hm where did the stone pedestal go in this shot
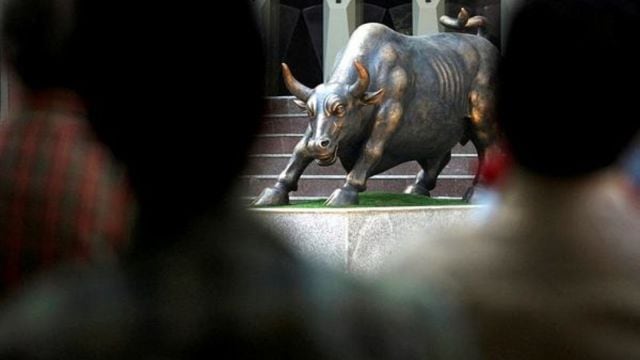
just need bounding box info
[252,205,484,276]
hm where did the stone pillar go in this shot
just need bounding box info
[412,0,444,36]
[323,0,362,82]
[501,0,525,50]
[251,0,280,94]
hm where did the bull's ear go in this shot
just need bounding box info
[362,89,384,105]
[293,99,308,109]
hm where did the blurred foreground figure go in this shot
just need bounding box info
[0,0,134,296]
[623,138,640,203]
[394,0,640,359]
[0,1,476,358]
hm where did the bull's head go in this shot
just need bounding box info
[282,61,384,166]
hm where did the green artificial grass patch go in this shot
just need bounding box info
[282,192,466,208]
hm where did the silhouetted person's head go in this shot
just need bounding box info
[0,0,95,92]
[77,1,265,244]
[498,0,640,177]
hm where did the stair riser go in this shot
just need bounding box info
[263,97,302,115]
[244,155,478,176]
[250,136,478,155]
[260,116,309,134]
[255,97,477,198]
[242,177,472,198]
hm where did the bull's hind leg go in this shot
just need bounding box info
[465,87,498,202]
[404,152,452,197]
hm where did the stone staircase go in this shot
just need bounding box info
[242,96,479,200]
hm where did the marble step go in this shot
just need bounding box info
[263,96,302,115]
[241,175,473,198]
[250,134,479,155]
[259,116,309,135]
[255,97,477,198]
[243,154,478,176]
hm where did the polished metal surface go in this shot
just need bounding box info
[254,10,499,207]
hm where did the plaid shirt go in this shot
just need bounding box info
[0,90,135,295]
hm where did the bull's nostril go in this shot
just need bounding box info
[320,140,330,148]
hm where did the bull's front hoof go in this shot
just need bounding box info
[251,187,290,207]
[325,188,359,207]
[404,184,431,197]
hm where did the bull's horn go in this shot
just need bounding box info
[282,63,312,101]
[349,60,370,98]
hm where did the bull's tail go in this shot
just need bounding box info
[439,8,488,38]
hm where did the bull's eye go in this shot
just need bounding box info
[334,104,346,117]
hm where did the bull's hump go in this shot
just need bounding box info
[348,23,396,50]
[332,24,396,82]
[351,23,394,40]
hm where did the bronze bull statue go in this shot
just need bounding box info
[254,10,499,207]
